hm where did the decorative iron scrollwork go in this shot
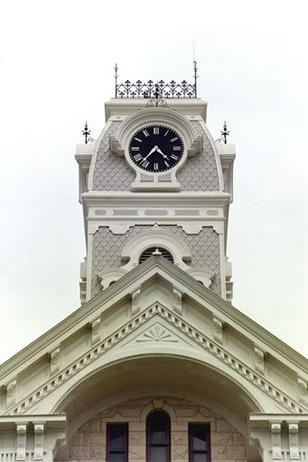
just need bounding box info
[114,62,198,99]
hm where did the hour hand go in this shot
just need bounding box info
[156,147,168,159]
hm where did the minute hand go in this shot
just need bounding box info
[143,146,158,161]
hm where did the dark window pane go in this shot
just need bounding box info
[192,434,207,451]
[193,453,208,462]
[191,425,208,451]
[109,454,126,462]
[149,446,168,462]
[148,412,169,444]
[150,429,167,444]
[109,425,126,450]
[147,411,170,462]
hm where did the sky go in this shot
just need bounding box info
[0,0,307,363]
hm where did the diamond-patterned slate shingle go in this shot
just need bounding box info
[91,225,220,296]
[92,120,220,192]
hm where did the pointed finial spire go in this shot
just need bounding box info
[193,60,198,97]
[82,121,91,144]
[114,63,119,98]
[221,121,230,144]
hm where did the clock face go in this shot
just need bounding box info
[128,124,184,173]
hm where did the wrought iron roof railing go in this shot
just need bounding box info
[114,62,198,99]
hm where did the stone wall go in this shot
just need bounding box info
[66,396,247,462]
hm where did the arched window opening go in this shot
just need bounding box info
[139,247,174,264]
[146,410,170,462]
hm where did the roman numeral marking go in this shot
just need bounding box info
[131,147,140,151]
[134,137,142,142]
[133,154,142,161]
[173,146,181,151]
[153,127,159,134]
[143,130,149,137]
[164,130,169,137]
[142,160,149,168]
[170,137,178,142]
[154,163,159,171]
[164,161,170,168]
[170,154,178,160]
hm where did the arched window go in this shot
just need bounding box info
[139,247,174,264]
[146,410,170,462]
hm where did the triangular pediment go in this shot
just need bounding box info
[119,315,202,353]
[0,257,307,417]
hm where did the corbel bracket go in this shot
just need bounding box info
[270,422,282,460]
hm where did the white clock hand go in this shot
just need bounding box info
[143,145,158,161]
[156,147,168,159]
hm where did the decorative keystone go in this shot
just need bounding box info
[153,399,164,409]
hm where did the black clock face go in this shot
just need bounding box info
[128,125,184,173]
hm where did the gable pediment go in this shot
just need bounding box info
[0,257,308,418]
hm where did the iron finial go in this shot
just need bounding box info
[114,63,119,98]
[193,60,198,97]
[146,82,167,108]
[82,121,91,144]
[221,121,230,144]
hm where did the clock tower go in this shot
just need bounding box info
[1,64,308,462]
[76,66,235,304]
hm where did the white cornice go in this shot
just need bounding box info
[250,413,308,429]
[81,191,231,207]
[0,414,66,423]
[104,98,207,122]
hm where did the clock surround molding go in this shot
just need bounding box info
[110,107,203,191]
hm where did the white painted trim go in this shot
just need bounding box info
[198,118,224,192]
[219,232,226,299]
[104,99,208,123]
[87,119,113,191]
[86,234,93,302]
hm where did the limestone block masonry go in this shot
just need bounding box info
[63,397,247,462]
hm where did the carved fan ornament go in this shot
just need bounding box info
[136,324,178,343]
